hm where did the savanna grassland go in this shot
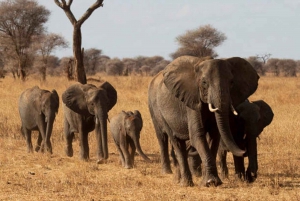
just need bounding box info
[0,74,299,201]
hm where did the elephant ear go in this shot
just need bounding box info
[253,100,274,129]
[99,81,117,112]
[226,57,260,107]
[237,101,260,123]
[51,89,60,114]
[163,56,212,109]
[62,84,91,116]
[31,86,43,115]
[133,110,143,129]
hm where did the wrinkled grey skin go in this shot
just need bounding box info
[148,56,259,187]
[185,100,274,182]
[62,82,117,163]
[218,100,274,182]
[110,110,151,169]
[19,86,59,154]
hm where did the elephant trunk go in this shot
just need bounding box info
[215,111,245,157]
[245,127,258,182]
[96,113,109,163]
[45,113,55,154]
[133,134,151,162]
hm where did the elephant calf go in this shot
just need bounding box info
[183,100,274,183]
[19,86,59,154]
[218,100,274,182]
[110,110,151,169]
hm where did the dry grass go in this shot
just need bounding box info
[0,75,299,201]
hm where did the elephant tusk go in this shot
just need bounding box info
[208,103,219,112]
[95,117,99,124]
[231,105,238,115]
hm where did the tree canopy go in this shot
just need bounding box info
[0,0,50,81]
[170,24,227,60]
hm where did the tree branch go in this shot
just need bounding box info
[54,0,77,25]
[77,0,104,27]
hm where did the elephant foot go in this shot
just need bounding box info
[173,167,181,184]
[65,146,73,157]
[235,172,245,181]
[96,158,107,164]
[162,166,173,174]
[180,178,194,187]
[27,148,33,153]
[35,145,40,152]
[45,143,53,154]
[201,174,222,187]
[124,164,133,169]
[245,170,257,183]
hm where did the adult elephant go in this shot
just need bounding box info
[148,56,259,187]
[110,110,151,169]
[218,100,274,182]
[62,82,117,164]
[19,86,59,154]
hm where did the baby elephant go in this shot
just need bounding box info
[218,100,274,182]
[110,110,151,168]
[19,86,59,154]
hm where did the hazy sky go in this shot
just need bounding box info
[40,1,300,60]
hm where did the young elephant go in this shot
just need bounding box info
[62,82,117,163]
[110,110,151,169]
[218,100,274,182]
[18,86,59,154]
[178,100,274,183]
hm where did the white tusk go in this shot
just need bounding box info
[95,117,99,124]
[209,103,219,112]
[231,105,238,115]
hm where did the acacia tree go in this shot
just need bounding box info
[247,56,265,76]
[170,24,227,60]
[83,48,102,75]
[54,0,104,84]
[0,0,50,81]
[34,33,68,81]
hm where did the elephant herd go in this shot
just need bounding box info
[17,56,274,188]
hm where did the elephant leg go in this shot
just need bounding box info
[233,155,245,181]
[23,127,33,153]
[35,131,43,152]
[116,144,125,166]
[128,139,136,166]
[188,148,202,177]
[157,132,172,174]
[170,138,193,187]
[64,119,74,157]
[170,146,181,184]
[36,117,47,153]
[218,149,229,179]
[120,136,133,169]
[150,115,172,174]
[79,131,89,160]
[45,123,53,154]
[191,132,222,186]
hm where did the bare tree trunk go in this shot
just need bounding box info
[73,25,86,84]
[40,65,47,82]
[18,60,26,81]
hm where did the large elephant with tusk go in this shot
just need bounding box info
[148,56,259,187]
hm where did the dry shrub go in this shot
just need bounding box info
[0,75,299,200]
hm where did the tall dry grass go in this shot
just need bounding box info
[0,75,299,200]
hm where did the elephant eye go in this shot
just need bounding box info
[201,80,208,88]
[230,80,234,88]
